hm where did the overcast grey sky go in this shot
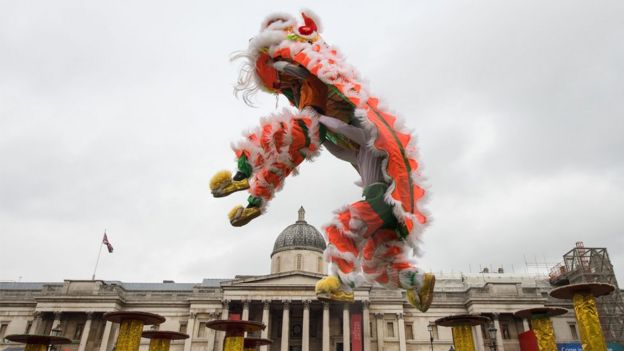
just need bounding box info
[1,0,623,285]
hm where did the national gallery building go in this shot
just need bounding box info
[0,209,584,351]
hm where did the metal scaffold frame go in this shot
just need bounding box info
[550,243,624,343]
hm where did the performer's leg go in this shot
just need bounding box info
[361,228,434,312]
[316,184,391,301]
[229,112,323,226]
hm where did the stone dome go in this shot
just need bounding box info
[271,207,326,257]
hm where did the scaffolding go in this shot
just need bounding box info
[549,242,624,343]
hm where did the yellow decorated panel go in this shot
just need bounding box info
[452,325,475,351]
[531,317,556,351]
[573,293,607,351]
[149,338,171,351]
[116,319,145,351]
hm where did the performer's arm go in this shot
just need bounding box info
[324,140,357,164]
[273,61,310,80]
[319,115,367,145]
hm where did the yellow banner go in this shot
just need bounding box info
[24,344,48,351]
[149,338,171,351]
[116,319,144,351]
[452,325,475,351]
[224,336,244,351]
[573,293,607,351]
[531,317,556,351]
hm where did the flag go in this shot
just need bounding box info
[102,233,113,253]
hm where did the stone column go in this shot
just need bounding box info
[50,312,62,336]
[343,304,351,350]
[397,313,406,351]
[303,300,310,351]
[375,313,384,351]
[183,312,196,351]
[473,325,484,351]
[78,312,94,351]
[322,302,330,351]
[242,300,250,321]
[493,314,505,351]
[261,300,271,351]
[98,320,113,351]
[242,299,250,337]
[362,301,371,351]
[281,300,290,351]
[30,312,42,334]
[522,319,530,332]
[216,300,230,351]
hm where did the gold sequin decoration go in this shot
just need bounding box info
[116,319,145,351]
[223,336,244,351]
[24,344,48,351]
[573,293,607,351]
[531,317,556,351]
[149,338,171,351]
[452,325,475,351]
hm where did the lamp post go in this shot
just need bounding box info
[427,322,435,351]
[487,324,497,351]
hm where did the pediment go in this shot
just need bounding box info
[222,272,324,287]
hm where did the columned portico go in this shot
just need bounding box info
[183,313,196,351]
[303,300,310,351]
[362,301,371,351]
[216,300,230,351]
[397,313,406,351]
[98,320,112,351]
[31,312,42,334]
[323,302,330,351]
[375,313,384,351]
[281,300,290,351]
[50,312,62,335]
[261,300,270,351]
[77,312,94,351]
[343,303,351,349]
[242,300,250,320]
[493,314,506,351]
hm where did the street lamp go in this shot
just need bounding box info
[487,323,498,351]
[427,322,435,351]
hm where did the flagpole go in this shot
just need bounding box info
[92,230,105,280]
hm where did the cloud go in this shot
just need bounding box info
[1,0,623,285]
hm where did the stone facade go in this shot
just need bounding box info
[0,210,582,351]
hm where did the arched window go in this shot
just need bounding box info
[276,256,281,273]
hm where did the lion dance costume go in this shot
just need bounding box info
[210,10,435,311]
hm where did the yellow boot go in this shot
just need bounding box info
[228,205,261,227]
[315,276,354,302]
[406,273,435,312]
[210,170,249,198]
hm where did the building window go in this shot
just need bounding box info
[25,321,33,334]
[179,322,187,334]
[0,323,8,338]
[74,323,84,340]
[386,321,395,338]
[296,254,302,270]
[569,323,578,340]
[405,323,414,340]
[292,324,302,337]
[197,322,207,337]
[501,323,510,339]
[317,257,323,273]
